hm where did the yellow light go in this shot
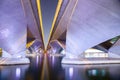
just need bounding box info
[36,0,45,50]
[26,40,35,48]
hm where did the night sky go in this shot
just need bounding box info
[40,0,58,48]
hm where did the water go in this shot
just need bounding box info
[0,55,120,80]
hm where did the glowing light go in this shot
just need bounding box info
[85,49,108,58]
[101,69,106,76]
[16,68,21,78]
[91,69,97,76]
[36,55,39,65]
[69,67,74,77]
[52,56,55,65]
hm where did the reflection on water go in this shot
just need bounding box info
[25,55,44,80]
[0,55,120,80]
[62,64,120,80]
[16,68,21,78]
[86,68,110,80]
[0,65,29,80]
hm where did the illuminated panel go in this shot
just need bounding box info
[85,49,108,58]
[0,0,26,55]
[66,0,120,58]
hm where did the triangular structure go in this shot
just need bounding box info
[0,0,30,65]
[48,31,66,54]
[92,36,120,52]
[0,0,26,55]
[22,0,44,50]
[47,0,70,53]
[1,0,120,65]
[49,0,74,42]
[109,37,120,58]
[26,27,35,48]
[61,0,120,64]
[48,0,69,42]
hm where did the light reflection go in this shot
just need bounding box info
[91,69,97,76]
[16,68,21,78]
[52,56,55,65]
[41,54,50,80]
[101,69,106,77]
[69,67,74,78]
[87,68,108,77]
[88,69,97,76]
[36,55,39,65]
